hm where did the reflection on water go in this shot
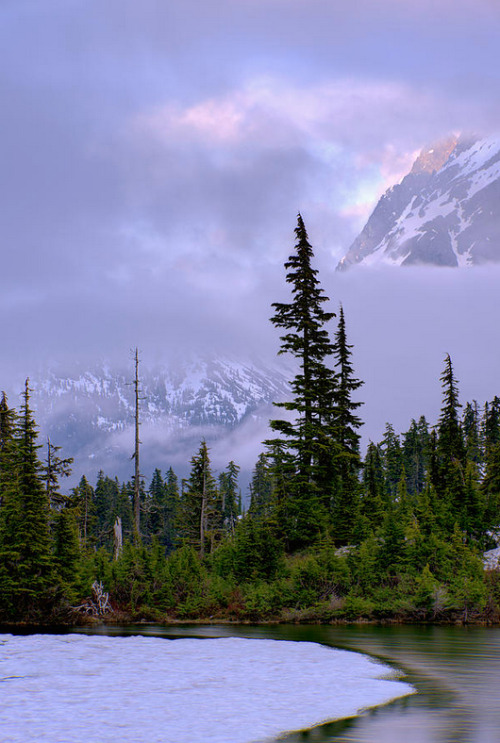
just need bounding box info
[73,623,500,743]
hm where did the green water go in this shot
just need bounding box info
[73,623,500,742]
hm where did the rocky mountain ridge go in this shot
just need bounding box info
[337,134,500,269]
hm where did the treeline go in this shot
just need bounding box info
[2,215,500,624]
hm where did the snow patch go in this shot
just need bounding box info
[0,635,414,743]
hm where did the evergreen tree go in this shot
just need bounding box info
[0,393,17,508]
[360,442,385,533]
[437,355,467,528]
[42,437,73,509]
[146,468,166,542]
[402,417,429,496]
[146,467,179,551]
[219,461,240,536]
[117,481,134,541]
[248,453,273,517]
[53,507,81,601]
[0,380,55,619]
[178,441,220,557]
[381,423,403,501]
[94,472,120,548]
[329,305,363,544]
[71,475,95,546]
[462,401,482,469]
[0,392,16,454]
[163,467,180,553]
[438,354,465,471]
[266,214,336,546]
[483,397,500,465]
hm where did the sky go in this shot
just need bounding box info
[2,0,500,471]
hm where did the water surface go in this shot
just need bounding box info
[77,623,500,742]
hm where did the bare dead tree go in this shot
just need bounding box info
[113,516,123,560]
[131,347,143,545]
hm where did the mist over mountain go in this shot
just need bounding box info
[25,356,290,491]
[337,134,500,269]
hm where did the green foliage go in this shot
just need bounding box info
[177,441,221,557]
[232,515,284,582]
[53,508,82,601]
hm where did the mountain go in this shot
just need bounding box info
[337,134,500,269]
[27,357,291,487]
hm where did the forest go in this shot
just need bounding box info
[1,215,500,626]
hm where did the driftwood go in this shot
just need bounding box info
[72,581,112,617]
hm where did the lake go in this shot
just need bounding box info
[1,623,500,742]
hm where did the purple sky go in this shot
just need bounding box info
[2,0,500,451]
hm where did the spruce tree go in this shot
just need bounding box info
[267,214,336,547]
[381,423,403,501]
[402,417,429,496]
[437,355,467,529]
[329,305,363,544]
[0,380,55,619]
[438,354,465,469]
[360,442,385,533]
[248,453,273,518]
[53,507,81,601]
[71,475,95,546]
[178,441,220,557]
[163,467,180,553]
[42,437,73,509]
[0,393,17,508]
[219,461,240,536]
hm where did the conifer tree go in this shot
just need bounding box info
[438,354,465,469]
[53,507,81,600]
[178,441,220,556]
[219,461,240,536]
[483,397,500,464]
[381,423,403,501]
[71,475,95,546]
[462,401,482,469]
[94,472,120,548]
[402,417,429,496]
[248,453,273,518]
[360,442,385,532]
[0,393,17,507]
[0,392,16,454]
[0,380,54,618]
[329,305,363,543]
[42,438,73,509]
[437,355,467,528]
[163,467,180,553]
[267,215,336,546]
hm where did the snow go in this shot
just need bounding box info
[347,134,500,269]
[0,634,414,743]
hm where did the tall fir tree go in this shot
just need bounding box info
[329,305,363,544]
[70,475,95,547]
[381,423,403,501]
[178,441,221,556]
[402,417,429,496]
[248,453,273,518]
[436,355,467,528]
[266,214,336,547]
[0,380,55,619]
[438,354,465,470]
[219,461,240,536]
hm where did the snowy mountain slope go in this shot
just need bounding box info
[337,134,500,269]
[28,356,291,485]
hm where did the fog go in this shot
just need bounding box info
[2,0,500,486]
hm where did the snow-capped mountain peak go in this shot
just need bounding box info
[337,134,500,270]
